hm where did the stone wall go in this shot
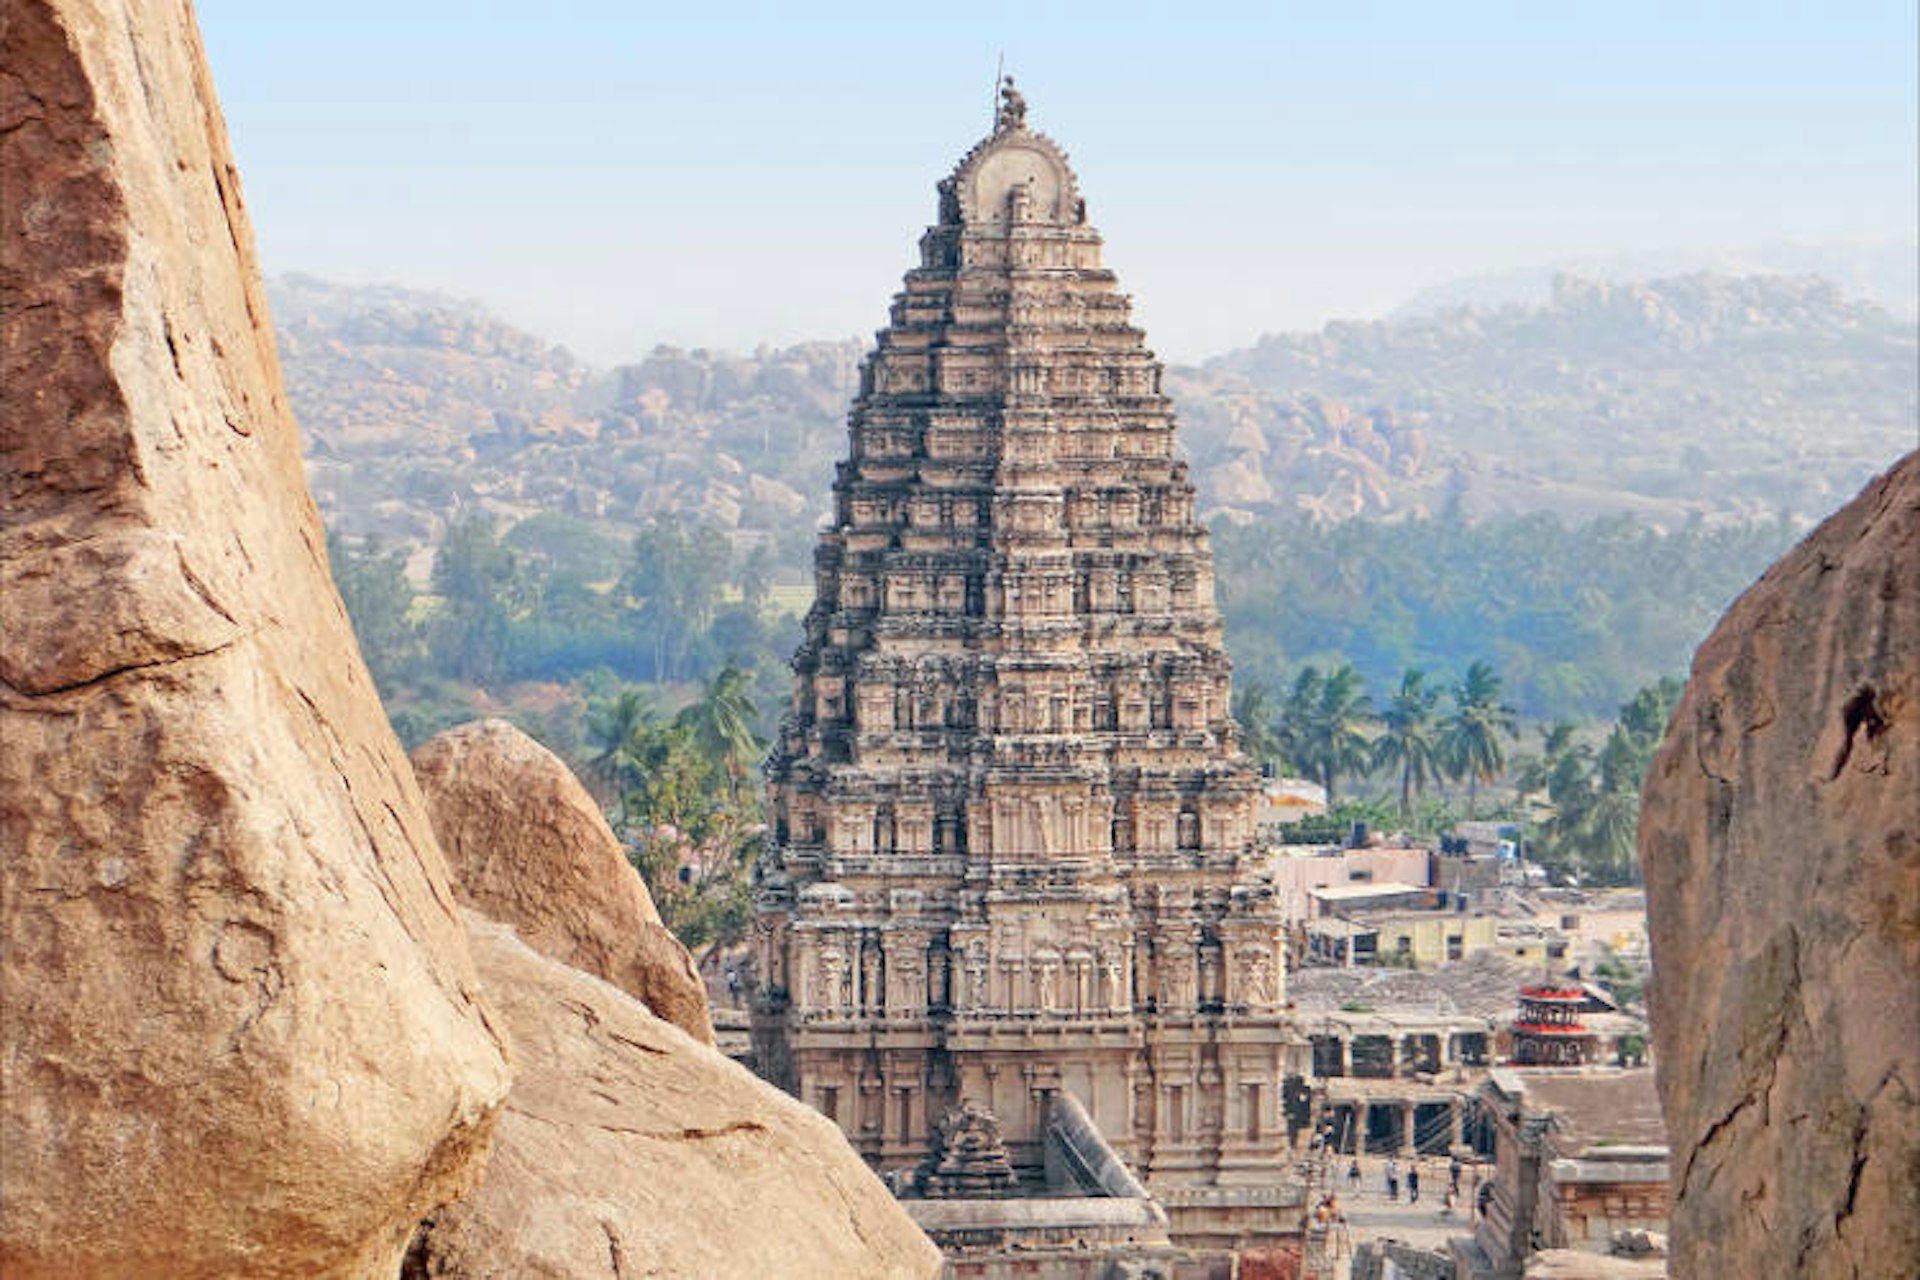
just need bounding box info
[1352,1238,1456,1280]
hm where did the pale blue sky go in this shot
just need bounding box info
[197,1,1917,363]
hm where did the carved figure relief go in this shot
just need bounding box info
[861,944,881,1015]
[1177,808,1200,850]
[965,943,990,1011]
[819,947,846,1013]
[1199,948,1221,1006]
[1035,958,1057,1011]
[1160,948,1196,1011]
[889,949,925,1016]
[1243,950,1275,1005]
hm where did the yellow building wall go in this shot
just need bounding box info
[1378,915,1501,967]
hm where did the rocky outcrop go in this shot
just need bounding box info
[409,914,945,1279]
[410,718,713,1043]
[1639,451,1918,1276]
[0,3,512,1276]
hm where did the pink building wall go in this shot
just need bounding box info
[1268,847,1433,922]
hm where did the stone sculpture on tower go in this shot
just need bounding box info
[752,88,1298,1235]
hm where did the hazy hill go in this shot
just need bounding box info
[1181,272,1915,528]
[272,274,856,559]
[278,270,1916,570]
[1390,240,1917,321]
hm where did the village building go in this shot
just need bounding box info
[1451,1068,1669,1278]
[1298,880,1568,972]
[750,82,1302,1257]
[1274,844,1435,923]
[1252,775,1329,830]
[1291,952,1520,1161]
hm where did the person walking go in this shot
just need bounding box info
[1449,1156,1463,1195]
[1407,1163,1421,1203]
[1347,1157,1361,1191]
[1384,1156,1400,1201]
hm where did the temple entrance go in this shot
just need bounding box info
[1414,1101,1454,1154]
[1363,1104,1404,1153]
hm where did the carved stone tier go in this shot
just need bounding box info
[917,1100,1021,1199]
[751,91,1302,1214]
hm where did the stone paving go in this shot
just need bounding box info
[1305,1152,1483,1278]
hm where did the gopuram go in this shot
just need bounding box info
[752,81,1301,1249]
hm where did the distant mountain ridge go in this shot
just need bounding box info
[1389,240,1917,321]
[1182,271,1914,528]
[275,268,1916,574]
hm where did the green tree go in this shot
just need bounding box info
[504,511,627,583]
[1372,668,1444,823]
[624,721,717,837]
[673,659,764,803]
[620,714,763,959]
[1617,676,1683,764]
[429,513,530,684]
[326,530,421,694]
[1573,726,1643,883]
[1231,679,1284,767]
[1294,664,1375,804]
[585,686,661,824]
[1528,678,1680,885]
[1275,667,1324,778]
[1440,660,1518,817]
[626,520,731,682]
[736,543,773,615]
[1276,796,1397,846]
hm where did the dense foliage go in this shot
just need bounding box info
[583,667,767,955]
[327,503,1776,901]
[1248,663,1681,886]
[1213,508,1796,722]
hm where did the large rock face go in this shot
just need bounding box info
[411,718,714,1044]
[1640,451,1918,1276]
[410,914,945,1280]
[0,3,511,1275]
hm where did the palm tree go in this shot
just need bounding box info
[1574,726,1644,884]
[1231,679,1284,767]
[586,687,658,825]
[1306,664,1375,804]
[1372,668,1443,824]
[674,660,763,803]
[1440,660,1518,817]
[1276,667,1324,779]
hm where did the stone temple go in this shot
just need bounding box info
[752,82,1300,1249]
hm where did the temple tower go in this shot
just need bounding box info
[752,82,1296,1212]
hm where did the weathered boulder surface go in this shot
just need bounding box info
[411,718,713,1043]
[1640,451,1918,1277]
[0,3,512,1275]
[1522,1251,1665,1279]
[410,914,945,1279]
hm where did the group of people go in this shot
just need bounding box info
[1340,1153,1475,1216]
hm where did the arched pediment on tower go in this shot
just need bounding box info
[945,127,1082,228]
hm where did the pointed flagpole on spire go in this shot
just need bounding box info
[992,52,1004,127]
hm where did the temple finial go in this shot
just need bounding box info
[995,75,1027,133]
